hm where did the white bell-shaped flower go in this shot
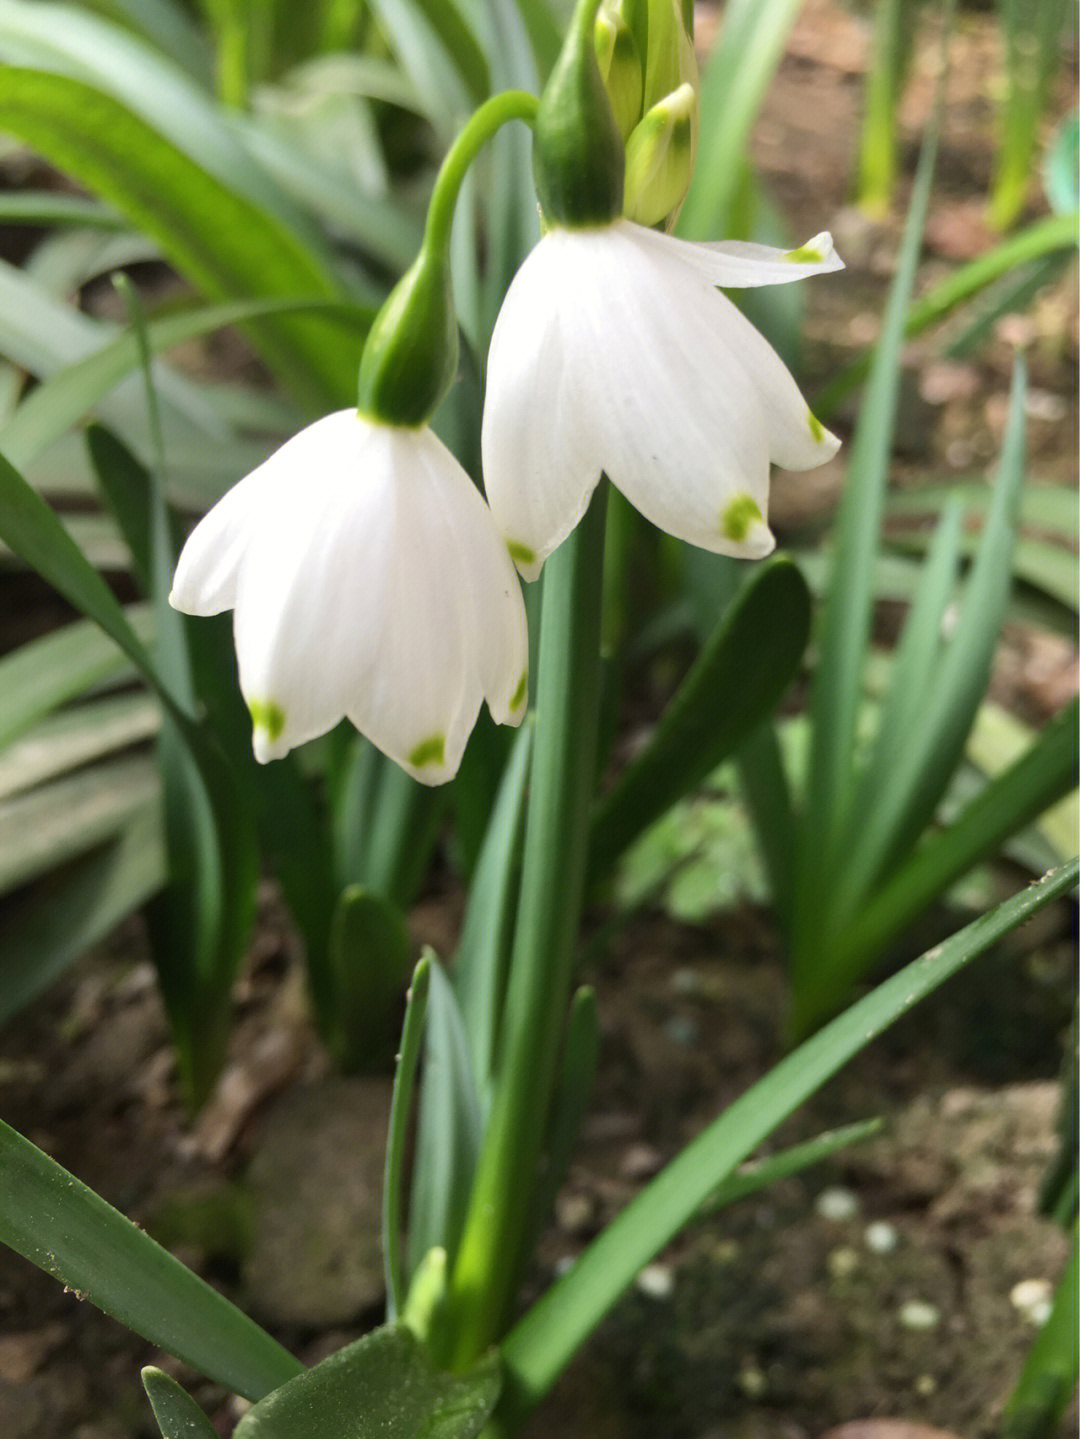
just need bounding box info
[481,219,844,581]
[171,410,529,783]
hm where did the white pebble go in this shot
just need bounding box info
[899,1299,940,1331]
[1010,1277,1053,1325]
[815,1186,860,1222]
[865,1220,899,1254]
[636,1263,674,1299]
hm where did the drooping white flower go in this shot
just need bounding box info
[481,219,844,581]
[170,410,529,783]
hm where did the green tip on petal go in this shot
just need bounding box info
[785,244,825,264]
[408,734,447,770]
[507,539,537,567]
[722,494,764,543]
[807,409,826,443]
[510,669,529,712]
[248,698,286,743]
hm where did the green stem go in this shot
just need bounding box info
[446,489,609,1365]
[423,90,539,256]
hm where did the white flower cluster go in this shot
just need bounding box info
[171,221,842,781]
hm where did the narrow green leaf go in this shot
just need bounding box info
[0,1119,304,1399]
[493,860,1079,1432]
[0,754,159,895]
[0,805,165,1026]
[0,191,126,228]
[142,1368,219,1439]
[0,691,158,801]
[845,493,967,851]
[792,91,941,960]
[384,955,433,1321]
[453,720,533,1094]
[589,557,811,886]
[407,958,484,1278]
[703,1117,883,1212]
[837,357,1027,912]
[0,69,363,405]
[3,292,372,474]
[735,721,796,932]
[1001,1228,1078,1439]
[233,1324,500,1439]
[0,605,149,750]
[322,886,413,1072]
[677,0,806,239]
[367,0,476,138]
[814,211,1078,419]
[824,696,1079,1002]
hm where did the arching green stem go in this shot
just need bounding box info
[423,90,540,256]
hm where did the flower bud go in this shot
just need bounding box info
[624,80,698,228]
[595,1,643,142]
[533,0,625,227]
[357,248,458,428]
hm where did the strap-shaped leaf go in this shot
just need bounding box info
[588,557,811,887]
[233,1325,500,1439]
[0,805,165,1026]
[495,859,1079,1432]
[407,957,484,1278]
[0,69,361,405]
[142,1368,220,1439]
[0,1119,303,1400]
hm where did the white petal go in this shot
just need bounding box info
[632,221,844,288]
[170,410,360,616]
[415,430,530,725]
[482,230,606,580]
[233,420,396,759]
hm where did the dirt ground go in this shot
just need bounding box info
[0,1,1077,1436]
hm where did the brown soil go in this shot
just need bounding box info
[1,2,1077,1436]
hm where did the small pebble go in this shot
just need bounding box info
[915,1373,938,1396]
[827,1246,859,1280]
[899,1299,941,1331]
[864,1220,899,1254]
[737,1365,766,1398]
[664,1014,699,1047]
[815,1186,860,1222]
[636,1263,675,1299]
[1010,1277,1053,1325]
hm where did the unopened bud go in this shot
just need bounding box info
[624,80,698,228]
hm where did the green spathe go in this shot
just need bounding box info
[357,250,458,429]
[534,0,625,227]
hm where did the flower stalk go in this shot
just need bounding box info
[446,486,609,1364]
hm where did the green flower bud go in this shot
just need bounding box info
[639,0,697,116]
[356,248,458,428]
[533,0,625,227]
[624,80,698,228]
[595,1,643,142]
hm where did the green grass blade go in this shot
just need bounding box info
[823,696,1079,1002]
[814,211,1078,420]
[0,191,127,228]
[407,957,484,1278]
[0,806,165,1026]
[855,0,922,215]
[1001,1227,1078,1439]
[676,0,807,239]
[142,1368,219,1439]
[0,605,150,750]
[0,754,159,895]
[837,357,1028,914]
[2,292,370,473]
[791,93,942,967]
[0,1119,304,1399]
[845,493,967,849]
[735,721,797,932]
[0,691,158,801]
[453,719,533,1094]
[703,1118,883,1212]
[589,557,811,887]
[0,69,363,406]
[492,859,1079,1432]
[383,954,432,1321]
